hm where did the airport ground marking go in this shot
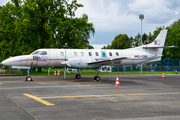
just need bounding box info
[40,92,180,99]
[23,92,180,105]
[23,93,55,106]
[0,81,25,83]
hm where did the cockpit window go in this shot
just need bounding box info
[39,51,47,55]
[31,51,47,55]
[31,51,40,55]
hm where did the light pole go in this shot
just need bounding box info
[139,14,144,73]
[139,14,144,45]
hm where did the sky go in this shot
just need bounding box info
[1,0,180,49]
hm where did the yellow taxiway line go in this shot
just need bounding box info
[41,92,180,99]
[23,92,180,106]
[23,94,54,106]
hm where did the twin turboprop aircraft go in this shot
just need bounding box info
[1,30,175,81]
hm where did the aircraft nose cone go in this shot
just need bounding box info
[1,56,22,66]
[2,58,13,66]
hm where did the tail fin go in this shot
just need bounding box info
[145,29,167,47]
[142,29,168,62]
[136,29,176,62]
[143,29,168,55]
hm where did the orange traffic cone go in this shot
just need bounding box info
[54,70,56,76]
[57,70,60,76]
[115,76,120,87]
[162,72,165,79]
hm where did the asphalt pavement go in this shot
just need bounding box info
[0,74,180,120]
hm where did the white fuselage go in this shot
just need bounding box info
[2,48,160,69]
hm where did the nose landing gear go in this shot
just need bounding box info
[25,76,33,82]
[25,69,33,82]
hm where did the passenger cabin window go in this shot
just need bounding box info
[95,52,99,56]
[74,52,77,56]
[109,52,112,56]
[61,52,64,56]
[89,52,92,56]
[116,52,119,56]
[81,52,84,56]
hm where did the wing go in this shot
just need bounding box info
[87,57,127,66]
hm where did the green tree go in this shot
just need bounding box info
[0,3,17,58]
[165,21,180,59]
[110,34,131,49]
[142,33,148,44]
[148,32,153,43]
[101,44,111,49]
[132,33,141,47]
[0,0,95,59]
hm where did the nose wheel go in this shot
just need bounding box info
[25,69,33,82]
[25,76,33,82]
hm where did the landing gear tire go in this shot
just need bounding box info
[94,76,101,81]
[25,76,33,82]
[75,74,81,79]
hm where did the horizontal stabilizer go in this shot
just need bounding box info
[143,45,177,49]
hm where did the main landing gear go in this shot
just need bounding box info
[93,68,101,81]
[75,73,81,79]
[74,68,101,81]
[75,69,81,79]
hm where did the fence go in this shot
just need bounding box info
[112,59,180,74]
[0,59,180,75]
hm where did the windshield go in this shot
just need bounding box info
[31,51,40,55]
[31,51,47,55]
[39,51,47,55]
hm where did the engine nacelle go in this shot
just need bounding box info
[68,58,98,68]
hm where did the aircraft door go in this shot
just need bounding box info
[49,50,58,66]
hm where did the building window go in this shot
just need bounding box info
[81,52,84,56]
[95,52,99,56]
[61,52,64,56]
[89,52,92,56]
[109,52,112,56]
[116,52,119,56]
[74,52,77,56]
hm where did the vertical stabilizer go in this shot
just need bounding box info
[147,29,167,48]
[142,29,168,62]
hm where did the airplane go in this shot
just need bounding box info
[1,29,176,81]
